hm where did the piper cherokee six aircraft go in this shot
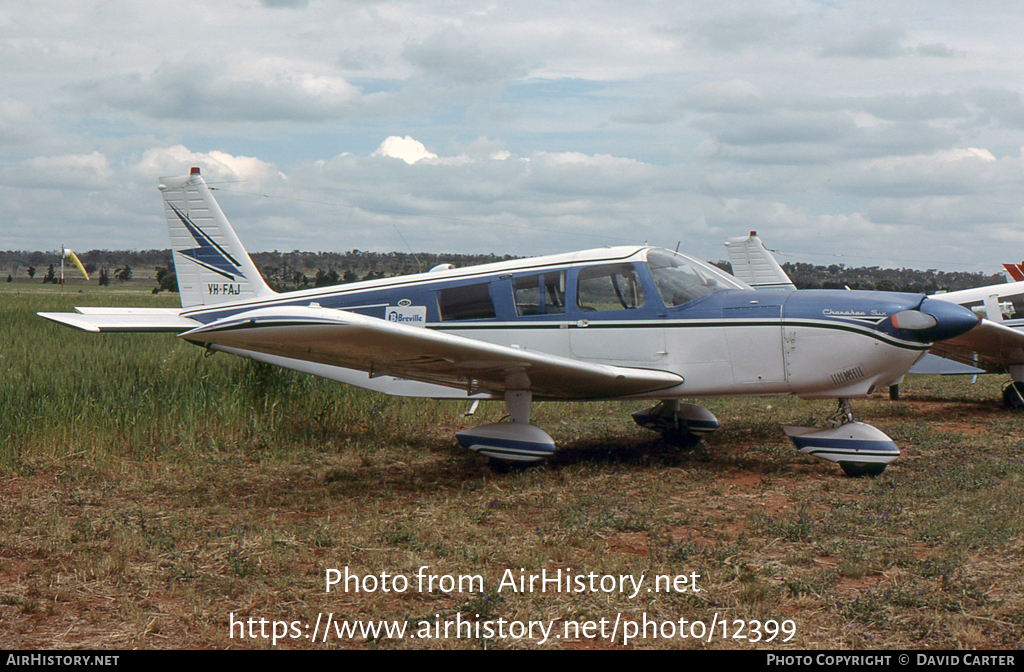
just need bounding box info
[39,169,981,476]
[724,233,1024,410]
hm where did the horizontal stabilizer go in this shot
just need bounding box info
[38,307,199,333]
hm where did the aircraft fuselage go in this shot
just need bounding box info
[181,246,975,402]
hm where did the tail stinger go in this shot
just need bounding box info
[159,167,275,308]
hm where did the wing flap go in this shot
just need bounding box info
[927,318,1024,372]
[181,306,684,399]
[38,308,199,333]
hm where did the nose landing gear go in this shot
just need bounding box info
[783,398,899,477]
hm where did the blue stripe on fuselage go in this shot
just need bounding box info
[182,264,934,346]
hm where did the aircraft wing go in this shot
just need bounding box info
[926,318,1024,372]
[179,306,685,400]
[38,307,200,333]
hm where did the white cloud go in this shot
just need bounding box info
[259,0,309,8]
[131,146,283,188]
[819,22,908,59]
[71,57,363,122]
[683,79,767,114]
[834,147,1008,198]
[372,136,438,164]
[915,42,960,57]
[947,147,997,161]
[670,9,801,53]
[401,27,538,84]
[0,152,111,190]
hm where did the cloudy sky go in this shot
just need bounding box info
[3,1,1024,271]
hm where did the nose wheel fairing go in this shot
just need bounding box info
[783,399,899,477]
[783,423,899,474]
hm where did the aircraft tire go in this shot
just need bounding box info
[1003,381,1024,410]
[839,461,887,478]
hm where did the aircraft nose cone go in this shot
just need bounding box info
[916,297,981,342]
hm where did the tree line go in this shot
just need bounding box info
[0,249,1008,295]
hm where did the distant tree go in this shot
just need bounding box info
[314,268,340,287]
[342,269,358,283]
[27,266,35,279]
[115,264,132,282]
[98,268,110,286]
[154,265,178,293]
[42,264,56,284]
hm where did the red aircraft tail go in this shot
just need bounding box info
[1003,263,1024,282]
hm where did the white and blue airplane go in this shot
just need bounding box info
[39,169,981,476]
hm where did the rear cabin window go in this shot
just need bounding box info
[576,264,646,312]
[514,272,566,316]
[438,283,497,321]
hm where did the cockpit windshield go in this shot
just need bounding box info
[646,249,748,307]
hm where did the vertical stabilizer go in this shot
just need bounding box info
[158,168,275,308]
[724,231,796,291]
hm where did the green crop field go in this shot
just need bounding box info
[1,286,1022,649]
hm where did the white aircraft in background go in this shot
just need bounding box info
[726,233,1024,408]
[39,170,979,476]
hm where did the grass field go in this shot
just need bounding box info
[1,286,1023,649]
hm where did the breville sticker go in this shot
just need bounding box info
[386,305,427,326]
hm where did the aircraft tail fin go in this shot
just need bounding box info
[1003,263,1024,282]
[724,231,796,291]
[158,168,275,308]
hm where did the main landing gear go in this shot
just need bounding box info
[1001,365,1024,410]
[783,399,899,477]
[455,394,899,477]
[455,390,556,462]
[1002,381,1024,410]
[631,400,720,453]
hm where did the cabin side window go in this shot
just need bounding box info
[576,264,646,312]
[514,272,566,316]
[438,283,497,321]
